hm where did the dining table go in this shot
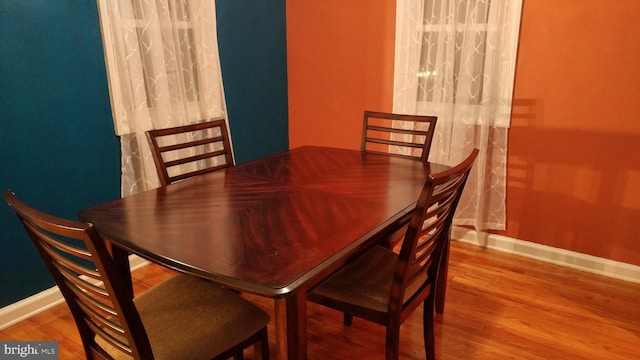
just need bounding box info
[79,145,449,360]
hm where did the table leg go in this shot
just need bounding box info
[275,291,307,360]
[107,241,134,300]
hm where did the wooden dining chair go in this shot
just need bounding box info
[363,111,439,272]
[308,149,479,360]
[362,110,438,162]
[4,190,270,360]
[146,118,234,186]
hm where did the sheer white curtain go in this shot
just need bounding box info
[394,0,522,230]
[97,0,227,196]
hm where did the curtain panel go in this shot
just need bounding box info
[394,0,522,230]
[97,0,228,196]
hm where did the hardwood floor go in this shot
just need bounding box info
[2,240,638,359]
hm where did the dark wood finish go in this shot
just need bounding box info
[79,146,450,360]
[4,190,270,360]
[362,111,440,275]
[308,149,478,360]
[5,241,639,359]
[362,110,437,162]
[146,117,234,186]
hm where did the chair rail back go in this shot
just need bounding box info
[146,118,234,186]
[362,110,437,162]
[393,149,479,316]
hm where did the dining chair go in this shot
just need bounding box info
[4,190,270,360]
[363,111,443,299]
[307,149,479,360]
[146,118,234,186]
[361,110,438,162]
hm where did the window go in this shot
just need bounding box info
[129,1,200,107]
[97,0,224,136]
[393,0,522,230]
[418,0,492,106]
[96,0,227,195]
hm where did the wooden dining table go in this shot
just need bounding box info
[79,145,449,360]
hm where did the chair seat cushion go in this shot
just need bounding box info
[98,274,269,360]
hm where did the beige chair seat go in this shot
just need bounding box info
[97,274,269,360]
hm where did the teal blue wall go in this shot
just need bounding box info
[0,0,120,307]
[0,0,288,308]
[216,1,289,164]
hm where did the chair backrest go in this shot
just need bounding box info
[146,118,234,186]
[392,149,478,316]
[4,190,154,359]
[362,110,437,162]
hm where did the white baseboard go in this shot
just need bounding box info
[452,227,640,284]
[0,255,149,331]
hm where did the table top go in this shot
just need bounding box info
[80,146,447,297]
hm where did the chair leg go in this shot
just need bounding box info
[233,352,244,360]
[423,297,436,360]
[254,328,270,360]
[343,313,353,326]
[385,324,401,360]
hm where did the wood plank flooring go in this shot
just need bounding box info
[1,240,638,359]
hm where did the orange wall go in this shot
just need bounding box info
[287,0,640,266]
[287,0,395,149]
